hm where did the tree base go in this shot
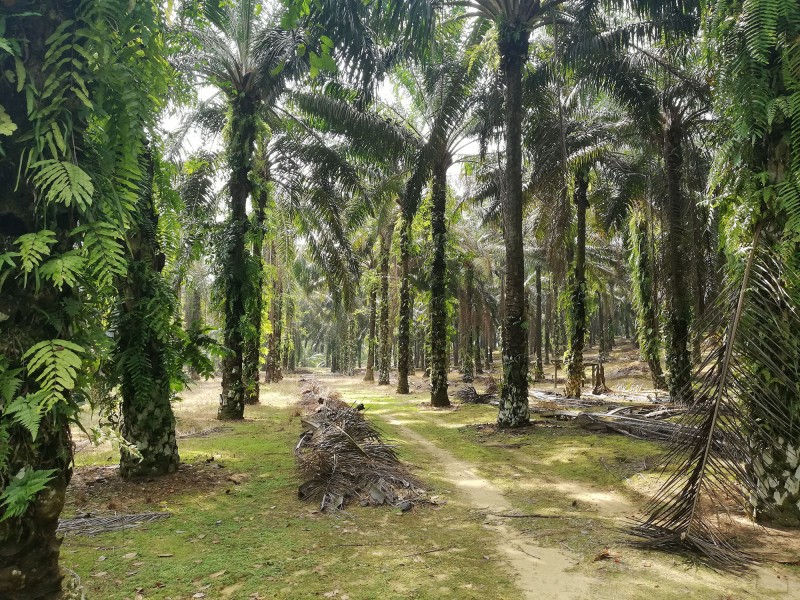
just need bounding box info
[120,444,179,479]
[431,386,450,407]
[0,476,68,600]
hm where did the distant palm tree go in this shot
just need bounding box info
[295,18,489,405]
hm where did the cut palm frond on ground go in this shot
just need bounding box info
[634,225,800,568]
[295,404,424,511]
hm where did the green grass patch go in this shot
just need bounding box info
[63,403,521,600]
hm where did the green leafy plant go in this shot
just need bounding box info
[0,468,57,521]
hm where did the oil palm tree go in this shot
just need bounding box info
[0,3,173,597]
[564,0,709,402]
[294,17,490,404]
[178,0,300,419]
[456,0,568,425]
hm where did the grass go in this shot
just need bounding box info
[62,372,800,600]
[63,384,521,600]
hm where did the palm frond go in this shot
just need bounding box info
[633,224,800,568]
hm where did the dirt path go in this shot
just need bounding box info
[385,415,596,600]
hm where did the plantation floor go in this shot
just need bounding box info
[64,365,800,599]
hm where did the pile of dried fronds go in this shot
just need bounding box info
[455,376,498,404]
[295,404,423,510]
[297,379,348,414]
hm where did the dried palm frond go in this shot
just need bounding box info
[633,225,800,568]
[295,405,423,511]
[297,379,346,414]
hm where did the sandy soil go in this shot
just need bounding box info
[386,416,596,600]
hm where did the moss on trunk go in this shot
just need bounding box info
[565,170,589,399]
[429,159,450,407]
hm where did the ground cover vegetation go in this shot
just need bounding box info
[0,0,799,598]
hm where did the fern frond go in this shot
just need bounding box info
[31,160,94,210]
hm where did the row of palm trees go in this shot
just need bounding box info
[2,0,797,595]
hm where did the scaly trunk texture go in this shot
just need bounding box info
[462,267,475,383]
[118,152,179,478]
[281,296,295,373]
[474,298,483,374]
[663,113,693,403]
[264,258,283,384]
[0,229,73,599]
[364,275,377,382]
[243,180,268,405]
[1,7,81,596]
[397,216,412,393]
[408,293,416,376]
[532,267,545,381]
[429,159,450,407]
[378,223,394,386]
[629,204,667,388]
[544,290,552,364]
[219,93,258,420]
[597,291,607,360]
[565,170,589,398]
[497,23,529,426]
[0,418,71,600]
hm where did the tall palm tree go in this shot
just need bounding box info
[295,18,489,404]
[457,0,566,426]
[0,3,173,597]
[179,1,299,419]
[565,1,709,402]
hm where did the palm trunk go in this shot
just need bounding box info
[282,296,295,373]
[607,284,616,351]
[264,253,283,383]
[545,288,552,364]
[474,298,483,374]
[219,93,258,420]
[118,150,179,477]
[629,203,667,388]
[364,274,377,382]
[663,114,693,403]
[462,267,475,383]
[429,158,450,407]
[597,291,607,359]
[497,24,529,426]
[0,220,73,600]
[533,267,545,381]
[243,180,268,405]
[396,215,412,393]
[565,169,589,398]
[378,222,394,385]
